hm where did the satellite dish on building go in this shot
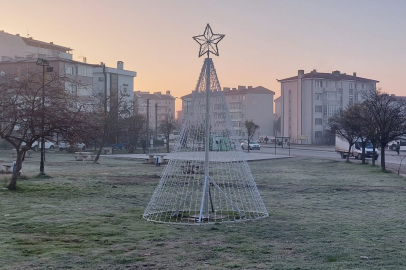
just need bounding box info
[0,71,5,76]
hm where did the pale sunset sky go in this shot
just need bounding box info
[2,0,405,112]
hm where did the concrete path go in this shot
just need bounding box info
[102,152,290,162]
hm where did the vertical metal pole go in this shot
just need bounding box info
[155,103,158,139]
[199,58,211,222]
[40,65,45,175]
[146,99,150,154]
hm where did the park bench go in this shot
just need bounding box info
[74,152,96,161]
[181,161,204,174]
[102,147,113,155]
[146,154,167,165]
[2,164,12,173]
[9,150,33,158]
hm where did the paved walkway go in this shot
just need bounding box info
[102,152,290,162]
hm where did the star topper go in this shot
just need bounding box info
[193,24,225,58]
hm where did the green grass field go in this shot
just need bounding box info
[1,151,406,269]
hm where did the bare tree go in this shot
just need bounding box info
[361,89,406,172]
[244,120,260,153]
[119,113,146,153]
[91,86,132,163]
[159,114,176,153]
[0,70,89,190]
[328,108,360,162]
[345,103,370,164]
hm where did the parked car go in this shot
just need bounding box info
[388,138,406,151]
[58,142,86,151]
[241,141,260,150]
[23,141,55,151]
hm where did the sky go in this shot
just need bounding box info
[1,0,406,112]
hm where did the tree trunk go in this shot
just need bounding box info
[7,149,25,190]
[347,145,351,162]
[247,138,250,153]
[166,135,170,153]
[361,141,366,164]
[381,144,386,172]
[372,142,376,166]
[93,135,107,164]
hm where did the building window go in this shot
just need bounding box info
[315,80,323,87]
[327,92,342,101]
[315,105,322,113]
[324,104,340,117]
[349,83,353,89]
[66,66,74,75]
[315,131,322,138]
[315,93,323,100]
[349,89,353,95]
[362,84,364,89]
[315,118,322,125]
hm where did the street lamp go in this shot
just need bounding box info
[36,58,53,175]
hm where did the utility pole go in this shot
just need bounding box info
[146,99,150,147]
[36,58,51,175]
[155,103,158,139]
[40,64,45,175]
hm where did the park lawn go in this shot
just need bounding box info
[1,152,406,269]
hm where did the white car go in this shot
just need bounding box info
[240,141,260,150]
[59,142,86,151]
[22,141,55,151]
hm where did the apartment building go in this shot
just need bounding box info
[277,70,379,144]
[134,91,176,138]
[0,30,73,61]
[93,61,136,112]
[0,31,137,113]
[181,85,275,140]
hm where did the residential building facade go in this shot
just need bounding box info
[181,85,275,140]
[0,30,73,61]
[134,91,176,138]
[93,61,136,112]
[0,31,137,113]
[277,70,379,144]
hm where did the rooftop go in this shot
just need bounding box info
[277,70,379,83]
[181,85,275,99]
[135,91,175,100]
[21,36,72,53]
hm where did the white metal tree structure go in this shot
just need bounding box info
[143,24,268,224]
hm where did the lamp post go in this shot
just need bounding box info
[36,58,52,175]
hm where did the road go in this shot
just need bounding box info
[243,144,406,175]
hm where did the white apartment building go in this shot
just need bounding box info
[181,86,275,140]
[93,61,137,112]
[277,70,379,144]
[0,30,73,61]
[134,91,176,138]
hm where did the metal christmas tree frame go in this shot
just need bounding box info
[143,24,268,224]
